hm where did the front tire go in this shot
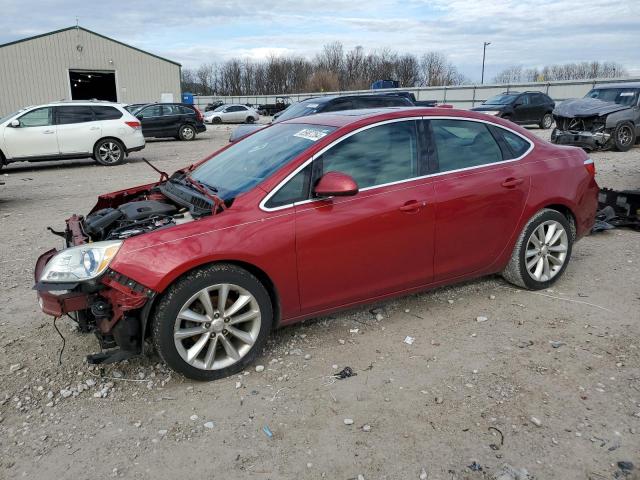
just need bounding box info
[212,117,222,124]
[539,113,553,129]
[613,122,635,152]
[245,116,255,124]
[94,138,125,166]
[178,124,196,141]
[502,209,573,290]
[152,264,273,381]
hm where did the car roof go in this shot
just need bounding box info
[592,82,640,89]
[279,107,499,128]
[299,94,410,105]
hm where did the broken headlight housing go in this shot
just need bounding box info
[40,240,123,283]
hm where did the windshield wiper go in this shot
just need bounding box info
[183,175,226,215]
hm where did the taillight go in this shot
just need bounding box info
[125,121,141,129]
[194,107,203,121]
[584,157,595,176]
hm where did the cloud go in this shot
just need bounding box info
[1,0,638,81]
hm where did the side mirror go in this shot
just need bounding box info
[513,102,523,108]
[314,172,359,198]
[10,119,20,127]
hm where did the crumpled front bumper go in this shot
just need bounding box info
[551,128,611,150]
[34,248,154,333]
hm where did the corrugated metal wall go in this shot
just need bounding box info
[194,77,640,110]
[0,28,181,114]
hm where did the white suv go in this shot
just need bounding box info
[0,101,145,168]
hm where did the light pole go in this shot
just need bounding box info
[481,41,491,84]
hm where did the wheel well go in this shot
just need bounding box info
[143,260,281,339]
[0,148,5,163]
[93,136,124,153]
[543,204,577,239]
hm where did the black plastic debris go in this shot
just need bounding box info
[592,188,640,232]
[467,461,483,472]
[334,366,357,380]
[617,461,634,471]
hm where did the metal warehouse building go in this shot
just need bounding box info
[0,26,181,114]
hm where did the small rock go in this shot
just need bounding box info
[375,313,384,321]
[9,364,22,373]
[489,295,496,300]
[112,370,123,378]
[344,418,354,425]
[362,424,371,432]
[133,421,142,428]
[550,341,565,348]
[338,339,345,345]
[617,461,634,471]
[204,421,214,429]
[60,389,72,399]
[447,299,454,304]
[235,381,242,389]
[530,416,542,427]
[304,354,312,360]
[158,429,168,436]
[190,415,198,421]
[403,336,415,345]
[476,316,488,322]
[358,475,365,480]
[419,468,428,480]
[85,379,96,387]
[306,463,313,469]
[289,348,303,356]
[255,365,264,373]
[435,396,443,404]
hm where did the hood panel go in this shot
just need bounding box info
[554,98,630,118]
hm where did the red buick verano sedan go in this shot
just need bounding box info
[35,108,598,380]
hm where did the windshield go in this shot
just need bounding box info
[191,123,336,201]
[0,109,24,124]
[484,94,518,105]
[212,105,226,112]
[274,101,322,122]
[585,88,640,106]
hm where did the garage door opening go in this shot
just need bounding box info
[69,70,117,102]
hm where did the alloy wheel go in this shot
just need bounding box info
[182,126,195,140]
[524,220,568,282]
[617,125,633,146]
[98,142,122,164]
[542,114,553,129]
[173,283,261,370]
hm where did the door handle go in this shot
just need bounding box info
[501,177,524,188]
[399,200,427,213]
[43,130,55,134]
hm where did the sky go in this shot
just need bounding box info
[1,0,639,82]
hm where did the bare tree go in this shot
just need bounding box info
[494,61,628,84]
[419,52,464,86]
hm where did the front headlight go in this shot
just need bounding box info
[39,240,123,283]
[481,110,501,116]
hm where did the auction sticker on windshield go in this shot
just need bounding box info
[293,128,332,141]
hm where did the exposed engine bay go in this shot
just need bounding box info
[64,172,227,246]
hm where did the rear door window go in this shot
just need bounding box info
[56,106,94,125]
[18,107,53,127]
[431,119,503,172]
[92,106,122,120]
[491,127,531,159]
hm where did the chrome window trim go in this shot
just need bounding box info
[259,115,534,213]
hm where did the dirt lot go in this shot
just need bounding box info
[0,124,639,480]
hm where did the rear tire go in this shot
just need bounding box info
[93,138,125,166]
[613,121,635,152]
[539,113,553,129]
[152,264,273,381]
[178,124,196,141]
[245,116,255,124]
[502,209,573,290]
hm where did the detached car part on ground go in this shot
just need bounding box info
[34,108,598,381]
[551,83,640,152]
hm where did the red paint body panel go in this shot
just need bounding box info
[38,108,599,329]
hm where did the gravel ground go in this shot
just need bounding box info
[0,123,639,480]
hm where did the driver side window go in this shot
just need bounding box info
[19,107,53,127]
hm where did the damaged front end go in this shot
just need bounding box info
[551,97,630,151]
[34,172,225,364]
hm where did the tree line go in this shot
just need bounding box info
[181,42,466,96]
[493,61,627,84]
[180,41,628,96]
